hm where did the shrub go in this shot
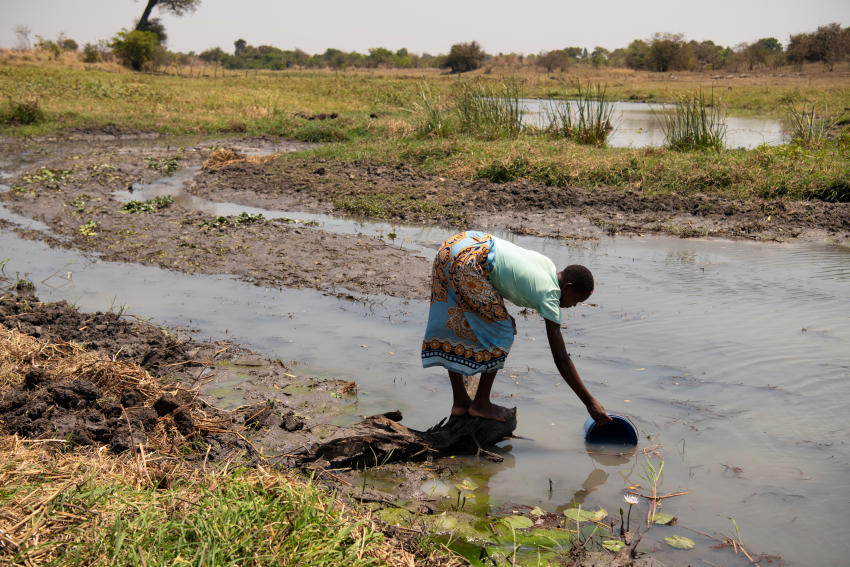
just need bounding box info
[82,43,100,63]
[1,97,45,126]
[655,89,727,152]
[441,41,486,73]
[110,29,160,71]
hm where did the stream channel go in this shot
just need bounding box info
[1,141,848,566]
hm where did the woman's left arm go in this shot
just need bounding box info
[545,319,612,425]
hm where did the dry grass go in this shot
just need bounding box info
[202,148,279,170]
[0,326,461,566]
[0,49,126,73]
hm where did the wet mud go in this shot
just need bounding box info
[190,158,850,239]
[0,144,430,300]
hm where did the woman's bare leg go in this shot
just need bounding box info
[448,371,473,416]
[468,371,513,422]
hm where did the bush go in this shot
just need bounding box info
[441,41,486,73]
[1,97,45,126]
[82,43,100,63]
[110,29,160,71]
[62,38,79,51]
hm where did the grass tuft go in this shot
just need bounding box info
[543,80,616,146]
[0,96,45,126]
[655,88,727,152]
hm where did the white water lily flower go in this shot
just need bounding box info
[624,494,639,505]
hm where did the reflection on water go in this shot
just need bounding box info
[2,160,849,566]
[521,99,786,149]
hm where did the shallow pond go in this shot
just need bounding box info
[2,149,848,566]
[522,99,786,149]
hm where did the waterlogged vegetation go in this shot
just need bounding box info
[1,66,848,204]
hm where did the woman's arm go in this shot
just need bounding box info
[545,318,612,425]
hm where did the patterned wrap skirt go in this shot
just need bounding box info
[421,231,514,375]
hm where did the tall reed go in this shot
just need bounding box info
[655,88,727,152]
[453,79,523,139]
[543,80,616,146]
[410,81,453,138]
[781,96,845,149]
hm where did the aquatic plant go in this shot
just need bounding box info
[79,219,99,236]
[781,96,846,149]
[623,493,639,532]
[654,88,728,152]
[120,195,173,214]
[543,79,617,146]
[453,79,523,139]
[635,457,664,525]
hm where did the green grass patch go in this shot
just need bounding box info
[332,191,469,222]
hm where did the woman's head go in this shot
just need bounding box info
[558,265,594,308]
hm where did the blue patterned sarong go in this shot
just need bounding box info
[421,231,514,375]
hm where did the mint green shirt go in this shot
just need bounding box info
[489,237,561,323]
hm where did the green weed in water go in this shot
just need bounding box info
[79,220,100,236]
[145,156,180,174]
[120,195,174,214]
[654,88,728,152]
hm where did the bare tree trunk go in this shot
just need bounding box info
[135,0,158,31]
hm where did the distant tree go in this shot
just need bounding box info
[538,49,571,72]
[591,46,610,68]
[441,41,486,73]
[581,47,589,61]
[234,39,246,54]
[134,0,200,33]
[62,38,79,51]
[624,39,649,70]
[564,47,583,59]
[13,24,33,50]
[135,16,168,44]
[110,29,160,70]
[815,23,850,71]
[198,46,224,62]
[367,47,396,68]
[646,32,688,72]
[757,37,782,52]
[786,32,814,70]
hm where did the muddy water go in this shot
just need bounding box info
[2,160,849,565]
[522,99,786,149]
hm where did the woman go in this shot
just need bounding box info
[422,231,611,425]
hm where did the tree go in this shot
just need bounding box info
[13,24,32,50]
[624,39,649,70]
[816,23,850,71]
[537,49,571,72]
[198,46,224,62]
[61,38,79,51]
[110,29,160,71]
[757,37,782,52]
[647,32,688,72]
[591,46,609,68]
[441,41,486,73]
[135,16,168,44]
[134,0,200,33]
[234,38,246,54]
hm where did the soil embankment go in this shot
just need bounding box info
[190,158,850,239]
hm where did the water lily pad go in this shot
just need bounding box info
[665,535,695,549]
[653,513,677,525]
[563,508,607,522]
[531,506,545,516]
[455,479,479,492]
[602,540,626,552]
[501,515,534,529]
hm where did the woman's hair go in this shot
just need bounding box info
[562,264,594,294]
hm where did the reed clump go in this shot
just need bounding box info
[410,79,523,140]
[781,96,847,149]
[655,88,728,152]
[543,80,616,146]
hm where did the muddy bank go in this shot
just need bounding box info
[0,145,430,300]
[190,158,850,239]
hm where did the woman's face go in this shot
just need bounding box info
[559,283,592,308]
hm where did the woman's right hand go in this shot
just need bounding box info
[586,398,612,425]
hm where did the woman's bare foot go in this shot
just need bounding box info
[451,401,471,416]
[468,401,513,422]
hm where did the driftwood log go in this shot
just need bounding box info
[297,375,517,467]
[297,409,517,468]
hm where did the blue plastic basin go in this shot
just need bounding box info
[583,414,638,446]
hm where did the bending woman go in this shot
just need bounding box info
[422,231,611,425]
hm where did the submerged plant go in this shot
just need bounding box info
[654,88,727,152]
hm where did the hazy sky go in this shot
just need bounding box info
[2,0,849,56]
